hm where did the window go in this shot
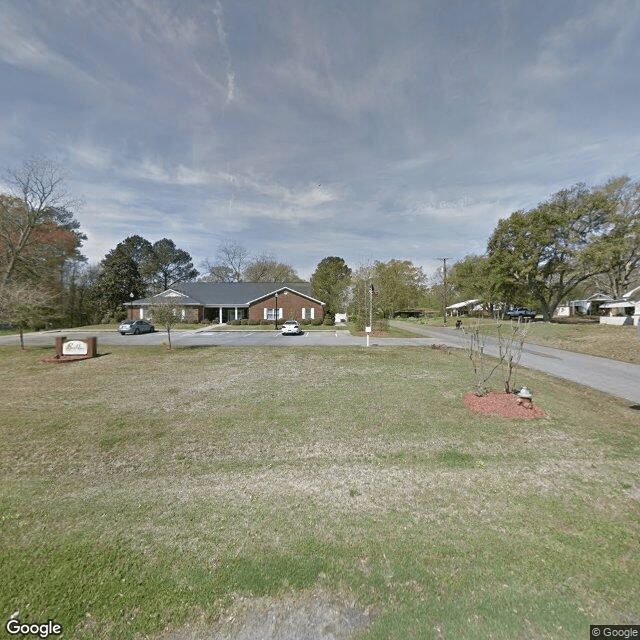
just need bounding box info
[264,308,282,320]
[302,307,315,320]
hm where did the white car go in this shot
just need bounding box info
[281,320,303,335]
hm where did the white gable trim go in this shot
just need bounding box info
[156,289,188,298]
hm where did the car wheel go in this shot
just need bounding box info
[134,328,139,335]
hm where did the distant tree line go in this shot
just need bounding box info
[2,158,637,333]
[201,240,304,284]
[446,177,640,321]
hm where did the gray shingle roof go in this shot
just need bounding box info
[128,282,323,307]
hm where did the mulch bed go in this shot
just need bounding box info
[463,391,545,419]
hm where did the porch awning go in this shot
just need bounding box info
[445,299,481,310]
[600,301,636,309]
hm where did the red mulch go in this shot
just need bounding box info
[463,391,545,419]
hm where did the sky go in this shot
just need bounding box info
[2,0,640,280]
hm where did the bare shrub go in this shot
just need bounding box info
[465,318,529,395]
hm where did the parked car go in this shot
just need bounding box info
[504,307,537,319]
[119,319,155,335]
[281,320,303,335]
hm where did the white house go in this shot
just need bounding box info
[599,285,640,326]
[445,299,482,316]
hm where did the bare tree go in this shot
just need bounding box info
[1,158,82,292]
[199,260,237,283]
[203,240,250,282]
[148,298,180,350]
[498,318,529,394]
[466,321,501,396]
[243,254,302,282]
[464,318,529,395]
[0,282,57,349]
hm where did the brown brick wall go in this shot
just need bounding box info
[248,292,324,322]
[132,305,203,323]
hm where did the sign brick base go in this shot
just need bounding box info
[43,337,99,363]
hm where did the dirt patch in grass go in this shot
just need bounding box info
[159,589,376,640]
[463,391,545,419]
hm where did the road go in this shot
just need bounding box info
[2,322,639,405]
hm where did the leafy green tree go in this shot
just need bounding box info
[310,256,352,314]
[90,245,146,321]
[487,183,612,320]
[581,176,640,297]
[348,259,426,328]
[373,259,427,318]
[116,235,153,266]
[141,238,198,292]
[447,255,489,302]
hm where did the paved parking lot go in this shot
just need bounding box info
[0,328,390,348]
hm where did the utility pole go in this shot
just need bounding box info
[441,257,449,325]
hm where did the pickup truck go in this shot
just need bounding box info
[504,307,537,319]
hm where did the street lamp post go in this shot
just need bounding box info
[274,292,279,330]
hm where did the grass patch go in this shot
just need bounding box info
[1,345,638,638]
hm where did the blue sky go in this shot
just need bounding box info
[2,0,640,279]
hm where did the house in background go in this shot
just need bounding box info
[564,293,614,317]
[126,282,325,324]
[445,299,482,316]
[598,285,640,326]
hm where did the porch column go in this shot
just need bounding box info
[218,307,223,324]
[234,307,238,320]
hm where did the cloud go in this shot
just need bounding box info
[0,5,100,89]
[174,165,340,209]
[524,0,640,83]
[213,0,236,104]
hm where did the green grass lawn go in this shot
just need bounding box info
[1,345,638,639]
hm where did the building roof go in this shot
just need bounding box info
[600,300,638,309]
[126,282,323,308]
[127,289,204,307]
[446,299,481,310]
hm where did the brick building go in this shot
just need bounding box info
[126,282,325,324]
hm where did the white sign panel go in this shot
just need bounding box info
[62,340,88,356]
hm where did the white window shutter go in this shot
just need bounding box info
[302,308,306,320]
[264,308,268,320]
[311,308,315,320]
[278,307,283,319]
